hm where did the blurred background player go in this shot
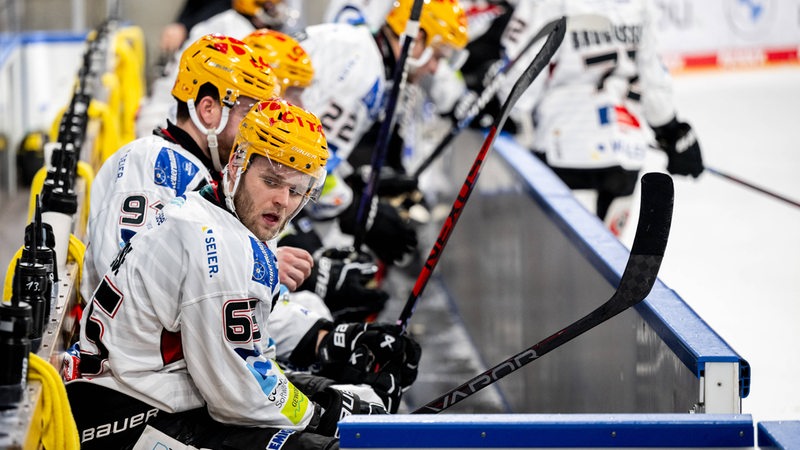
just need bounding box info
[295,0,469,270]
[498,0,703,235]
[242,28,314,106]
[238,27,394,322]
[158,0,230,55]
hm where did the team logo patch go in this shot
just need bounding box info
[154,147,201,194]
[249,237,278,288]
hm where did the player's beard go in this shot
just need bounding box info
[233,187,287,242]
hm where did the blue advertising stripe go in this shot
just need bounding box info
[0,31,86,68]
[339,414,754,448]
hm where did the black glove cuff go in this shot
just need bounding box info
[288,319,334,368]
[651,117,680,146]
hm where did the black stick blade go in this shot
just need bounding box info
[618,173,674,306]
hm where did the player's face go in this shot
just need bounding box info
[282,86,304,107]
[233,155,307,241]
[408,32,441,83]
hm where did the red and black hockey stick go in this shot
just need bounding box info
[396,16,568,331]
[413,171,674,413]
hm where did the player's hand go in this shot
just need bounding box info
[316,322,422,412]
[307,247,389,321]
[652,117,704,178]
[338,198,418,265]
[276,246,314,291]
[310,387,386,437]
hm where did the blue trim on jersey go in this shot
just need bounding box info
[154,147,201,194]
[334,6,368,26]
[236,347,279,396]
[120,228,136,245]
[249,237,279,289]
[363,79,383,120]
[326,145,342,172]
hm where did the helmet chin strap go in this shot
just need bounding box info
[187,98,231,173]
[222,164,243,219]
[406,46,433,70]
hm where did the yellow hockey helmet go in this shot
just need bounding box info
[232,0,277,17]
[243,29,314,90]
[231,98,328,201]
[386,0,469,50]
[172,34,280,108]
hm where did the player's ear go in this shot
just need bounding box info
[196,95,221,125]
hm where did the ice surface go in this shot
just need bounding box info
[621,66,800,422]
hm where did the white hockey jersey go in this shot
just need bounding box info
[81,134,212,303]
[323,0,392,32]
[78,191,315,428]
[299,23,386,168]
[499,0,676,170]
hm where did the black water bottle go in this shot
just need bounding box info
[0,300,32,409]
[13,259,49,353]
[23,198,59,322]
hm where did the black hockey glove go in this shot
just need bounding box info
[300,247,390,322]
[310,387,387,438]
[338,195,418,265]
[316,322,422,413]
[652,117,704,178]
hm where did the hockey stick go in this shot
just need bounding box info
[707,166,800,209]
[396,16,568,331]
[413,171,674,413]
[412,16,566,179]
[352,0,425,250]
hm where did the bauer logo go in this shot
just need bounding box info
[250,237,278,288]
[203,227,219,277]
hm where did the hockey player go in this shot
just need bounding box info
[69,99,408,449]
[296,0,469,265]
[498,0,703,235]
